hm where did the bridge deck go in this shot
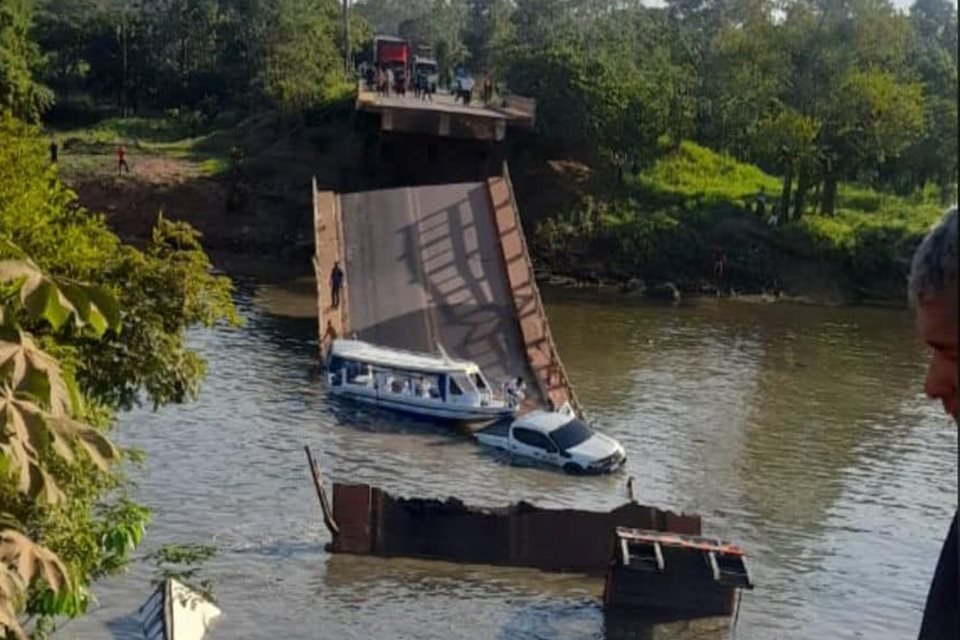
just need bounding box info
[313,172,577,413]
[356,84,534,141]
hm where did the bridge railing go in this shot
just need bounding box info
[499,161,584,417]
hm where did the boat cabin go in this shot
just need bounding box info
[325,339,515,422]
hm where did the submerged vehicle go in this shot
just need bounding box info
[324,339,517,424]
[476,405,627,474]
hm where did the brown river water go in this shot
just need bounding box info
[58,276,956,640]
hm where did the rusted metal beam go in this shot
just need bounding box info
[304,446,339,536]
[327,482,701,575]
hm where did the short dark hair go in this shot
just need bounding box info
[908,206,957,306]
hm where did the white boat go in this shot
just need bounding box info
[324,339,518,423]
[139,578,221,640]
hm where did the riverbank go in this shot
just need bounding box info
[508,140,947,307]
[53,109,358,259]
[53,113,946,307]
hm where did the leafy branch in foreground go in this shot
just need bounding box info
[0,255,121,639]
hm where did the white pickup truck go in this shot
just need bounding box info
[475,407,626,474]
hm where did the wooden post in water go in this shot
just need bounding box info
[304,445,339,536]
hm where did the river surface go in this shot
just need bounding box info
[58,277,956,640]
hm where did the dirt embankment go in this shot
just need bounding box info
[62,116,366,260]
[61,114,896,306]
[63,111,510,262]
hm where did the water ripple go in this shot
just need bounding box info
[59,287,956,640]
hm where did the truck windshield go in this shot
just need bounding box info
[550,419,594,451]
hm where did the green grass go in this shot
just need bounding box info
[637,140,782,204]
[538,139,950,301]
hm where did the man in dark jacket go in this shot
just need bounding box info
[907,206,958,639]
[330,261,345,309]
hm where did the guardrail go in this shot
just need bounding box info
[499,161,584,416]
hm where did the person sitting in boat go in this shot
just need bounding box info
[419,377,432,398]
[402,379,413,396]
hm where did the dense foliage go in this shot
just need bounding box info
[0,113,237,636]
[18,0,370,120]
[351,0,955,299]
[2,0,950,209]
[352,0,956,209]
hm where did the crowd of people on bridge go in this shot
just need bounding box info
[362,62,496,107]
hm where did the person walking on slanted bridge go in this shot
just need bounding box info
[330,261,345,309]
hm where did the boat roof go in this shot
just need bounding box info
[329,339,478,374]
[513,410,577,434]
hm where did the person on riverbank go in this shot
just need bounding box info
[116,145,130,174]
[907,206,957,639]
[49,138,58,164]
[330,261,345,309]
[713,249,728,294]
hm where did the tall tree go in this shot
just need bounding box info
[0,0,52,120]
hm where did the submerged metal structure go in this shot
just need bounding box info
[325,482,702,575]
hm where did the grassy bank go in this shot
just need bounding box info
[526,141,947,305]
[48,105,359,256]
[53,115,236,182]
[53,111,948,306]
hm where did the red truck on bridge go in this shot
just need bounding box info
[374,35,410,71]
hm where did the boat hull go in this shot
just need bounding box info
[329,386,515,424]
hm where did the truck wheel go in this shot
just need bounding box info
[563,463,583,475]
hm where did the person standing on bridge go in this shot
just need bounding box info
[907,206,957,639]
[330,261,345,309]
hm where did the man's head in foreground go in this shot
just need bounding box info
[909,206,958,421]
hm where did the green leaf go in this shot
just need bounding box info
[23,280,72,332]
[0,260,121,337]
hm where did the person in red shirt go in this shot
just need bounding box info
[116,145,130,174]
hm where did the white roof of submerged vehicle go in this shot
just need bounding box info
[329,339,478,374]
[512,409,578,434]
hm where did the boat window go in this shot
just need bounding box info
[449,373,475,396]
[549,419,594,451]
[513,428,558,453]
[471,372,489,391]
[345,361,370,383]
[448,376,463,396]
[412,374,441,399]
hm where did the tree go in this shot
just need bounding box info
[0,0,53,120]
[754,105,820,219]
[817,69,925,214]
[464,0,514,75]
[254,0,344,113]
[0,255,124,638]
[0,113,237,636]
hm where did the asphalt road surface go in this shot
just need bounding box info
[340,183,535,395]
